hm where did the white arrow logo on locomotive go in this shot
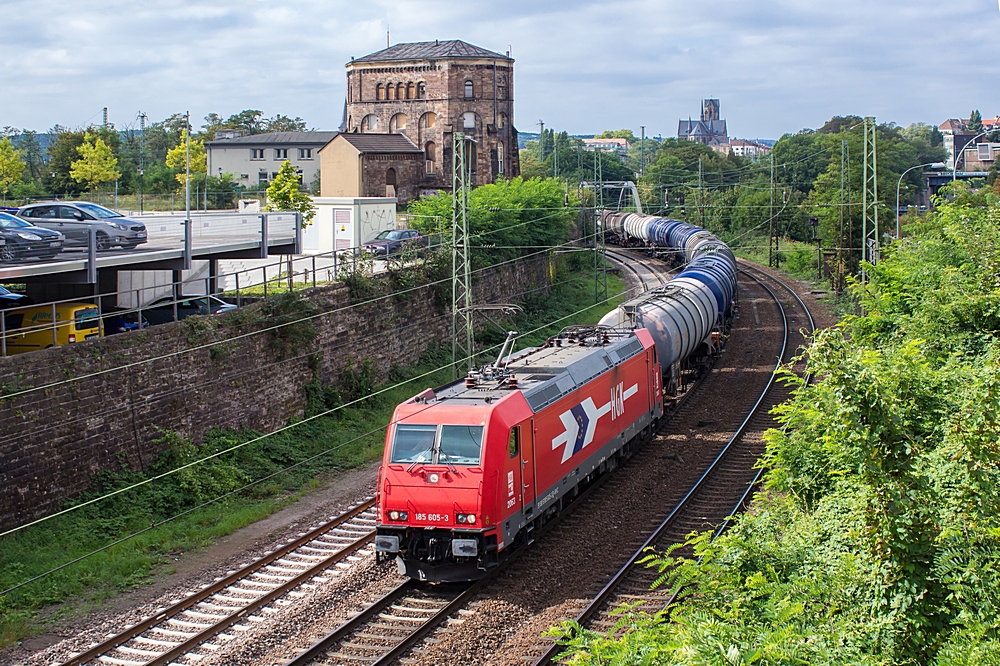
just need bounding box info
[552,382,639,463]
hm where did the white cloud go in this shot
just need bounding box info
[1,0,999,138]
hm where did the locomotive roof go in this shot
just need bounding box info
[422,333,647,410]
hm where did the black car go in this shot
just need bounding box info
[0,212,65,262]
[0,285,32,309]
[142,295,238,326]
[362,229,427,256]
[17,202,147,250]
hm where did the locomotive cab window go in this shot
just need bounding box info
[508,427,519,458]
[391,424,437,463]
[439,425,483,466]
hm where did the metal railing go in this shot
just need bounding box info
[1,233,446,357]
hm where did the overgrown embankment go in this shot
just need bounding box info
[551,191,1000,664]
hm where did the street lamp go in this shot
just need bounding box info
[896,162,945,238]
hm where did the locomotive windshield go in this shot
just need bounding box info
[391,425,437,463]
[438,426,483,465]
[389,424,484,466]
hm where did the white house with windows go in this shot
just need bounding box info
[205,131,339,192]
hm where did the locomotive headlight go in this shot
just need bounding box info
[389,510,399,520]
[456,513,477,524]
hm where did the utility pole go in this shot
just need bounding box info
[554,131,558,178]
[862,116,878,282]
[838,139,847,292]
[769,153,778,268]
[640,126,645,178]
[537,120,545,160]
[594,149,607,305]
[138,112,147,215]
[697,157,703,226]
[185,111,191,221]
[452,132,473,378]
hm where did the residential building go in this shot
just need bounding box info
[206,132,338,191]
[338,39,519,201]
[729,138,771,161]
[939,115,1000,171]
[581,137,630,157]
[678,99,729,148]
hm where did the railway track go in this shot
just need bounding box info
[283,261,807,666]
[58,500,379,666]
[605,248,674,291]
[528,265,815,665]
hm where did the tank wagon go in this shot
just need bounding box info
[375,213,737,581]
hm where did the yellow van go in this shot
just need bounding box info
[2,303,104,355]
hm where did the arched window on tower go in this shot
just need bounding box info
[417,82,426,99]
[376,83,384,100]
[407,82,415,99]
[387,84,395,100]
[498,112,508,129]
[362,114,378,133]
[464,80,474,98]
[396,83,405,100]
[390,113,407,133]
[498,142,504,175]
[463,112,475,130]
[420,112,437,129]
[425,141,436,174]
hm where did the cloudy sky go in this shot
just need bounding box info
[2,0,998,140]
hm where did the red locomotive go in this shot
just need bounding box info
[374,327,663,582]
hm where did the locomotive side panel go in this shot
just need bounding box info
[530,347,657,515]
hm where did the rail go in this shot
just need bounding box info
[531,267,800,666]
[59,499,378,666]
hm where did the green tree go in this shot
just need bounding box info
[69,134,120,193]
[227,110,265,135]
[15,130,45,184]
[0,137,26,195]
[165,130,207,187]
[264,114,307,133]
[264,160,315,226]
[597,129,637,143]
[968,109,983,132]
[44,129,88,195]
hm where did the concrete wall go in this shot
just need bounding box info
[0,254,552,531]
[320,139,362,198]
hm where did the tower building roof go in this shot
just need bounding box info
[352,40,512,64]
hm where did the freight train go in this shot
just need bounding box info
[374,213,737,582]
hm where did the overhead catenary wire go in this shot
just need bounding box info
[0,273,590,449]
[0,233,589,400]
[2,269,638,537]
[0,286,632,570]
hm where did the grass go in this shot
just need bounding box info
[0,260,625,648]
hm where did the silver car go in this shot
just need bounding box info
[17,202,148,250]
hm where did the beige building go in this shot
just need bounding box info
[206,131,337,191]
[319,133,424,202]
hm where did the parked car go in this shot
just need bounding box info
[2,303,102,354]
[101,307,148,335]
[16,202,147,250]
[0,212,65,261]
[362,229,427,256]
[142,295,237,326]
[0,285,33,309]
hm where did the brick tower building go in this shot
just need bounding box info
[342,40,519,196]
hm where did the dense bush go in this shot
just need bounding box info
[550,195,1000,664]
